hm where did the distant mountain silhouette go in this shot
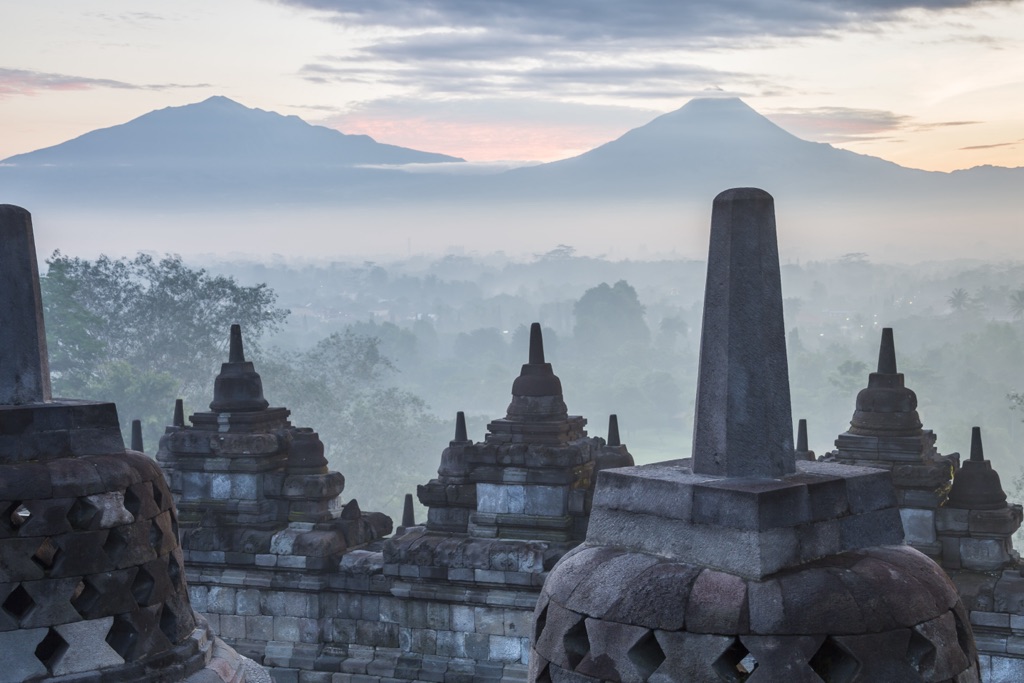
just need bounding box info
[499,97,1021,201]
[1,95,1019,218]
[3,96,462,169]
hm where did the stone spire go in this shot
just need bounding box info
[484,322,584,446]
[402,493,416,527]
[173,398,185,427]
[506,322,566,421]
[692,187,794,478]
[209,324,269,412]
[607,414,620,447]
[453,410,469,443]
[131,418,144,452]
[947,427,1008,510]
[0,204,51,404]
[795,418,815,461]
[850,327,922,436]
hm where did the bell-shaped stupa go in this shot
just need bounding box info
[0,205,266,683]
[527,189,979,683]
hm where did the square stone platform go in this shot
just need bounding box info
[587,458,904,580]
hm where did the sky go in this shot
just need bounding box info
[1,0,1022,172]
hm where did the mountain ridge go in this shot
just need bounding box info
[2,96,464,168]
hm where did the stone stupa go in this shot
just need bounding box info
[527,189,979,682]
[0,205,267,683]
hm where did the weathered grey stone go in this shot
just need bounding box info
[740,634,823,683]
[960,538,1011,571]
[647,631,734,682]
[562,551,660,619]
[901,507,937,545]
[0,205,51,404]
[52,616,125,675]
[685,568,749,634]
[575,619,652,682]
[692,188,793,478]
[603,561,700,632]
[0,627,49,681]
[913,611,971,680]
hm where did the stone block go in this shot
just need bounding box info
[410,628,437,654]
[435,630,467,658]
[990,657,1024,682]
[591,462,709,521]
[969,508,1023,536]
[686,568,750,634]
[961,538,1011,571]
[994,571,1024,614]
[692,478,810,530]
[648,631,735,682]
[563,550,661,619]
[523,486,565,516]
[208,586,236,614]
[247,615,274,641]
[221,614,247,639]
[971,610,1011,629]
[900,507,936,545]
[452,605,475,633]
[51,617,125,675]
[936,507,970,533]
[477,484,526,515]
[0,627,49,681]
[275,616,301,642]
[488,634,522,662]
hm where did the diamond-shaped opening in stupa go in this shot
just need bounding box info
[2,584,36,621]
[31,537,61,573]
[105,614,139,661]
[67,497,100,530]
[131,566,156,605]
[35,627,69,672]
[627,630,666,680]
[712,637,757,682]
[809,636,858,683]
[563,618,590,671]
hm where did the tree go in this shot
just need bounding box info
[258,331,447,516]
[573,280,650,355]
[947,288,970,312]
[1009,289,1024,319]
[41,251,289,445]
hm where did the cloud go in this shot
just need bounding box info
[0,68,207,99]
[765,106,981,143]
[273,0,1013,43]
[301,54,778,101]
[960,140,1020,150]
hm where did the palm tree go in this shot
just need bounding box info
[947,288,970,312]
[1009,289,1024,319]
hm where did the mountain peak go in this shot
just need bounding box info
[3,97,462,167]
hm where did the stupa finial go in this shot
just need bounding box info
[878,327,897,374]
[131,419,144,452]
[607,414,620,447]
[229,323,245,362]
[529,322,545,364]
[454,411,468,442]
[970,425,984,462]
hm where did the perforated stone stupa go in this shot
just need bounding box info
[0,204,267,683]
[528,189,979,683]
